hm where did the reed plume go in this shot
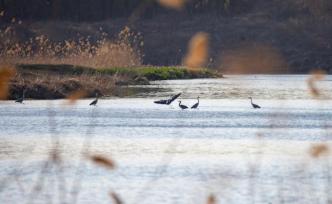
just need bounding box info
[183,32,209,69]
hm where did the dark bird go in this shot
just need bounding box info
[89,93,99,106]
[191,96,200,109]
[249,97,261,109]
[178,100,188,110]
[154,93,181,105]
[15,90,26,103]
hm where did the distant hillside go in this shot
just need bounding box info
[0,0,331,73]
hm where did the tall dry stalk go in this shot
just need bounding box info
[183,32,209,69]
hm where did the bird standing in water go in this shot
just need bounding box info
[191,96,200,109]
[249,97,261,109]
[15,90,26,104]
[90,93,99,106]
[178,101,188,110]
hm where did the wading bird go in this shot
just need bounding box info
[191,96,200,109]
[178,100,188,110]
[15,90,26,103]
[249,97,261,109]
[154,93,181,105]
[90,93,99,106]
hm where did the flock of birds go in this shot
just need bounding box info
[153,93,261,109]
[153,93,200,109]
[14,91,261,109]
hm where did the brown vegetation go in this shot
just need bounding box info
[183,32,209,69]
[10,73,111,100]
[0,67,16,99]
[90,155,116,169]
[309,144,329,158]
[109,192,123,204]
[0,25,143,68]
[4,64,219,100]
[307,69,327,98]
[1,8,331,73]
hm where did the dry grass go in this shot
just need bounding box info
[0,2,331,203]
[10,71,118,99]
[89,155,116,170]
[183,32,209,69]
[0,67,16,99]
[0,21,143,68]
[207,194,216,204]
[307,69,326,98]
[65,90,88,105]
[109,192,123,204]
[310,144,330,158]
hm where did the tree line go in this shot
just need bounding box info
[0,0,252,21]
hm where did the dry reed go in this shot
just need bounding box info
[65,90,88,105]
[207,194,216,204]
[0,21,143,68]
[0,67,16,99]
[183,32,209,69]
[90,155,116,169]
[310,144,329,158]
[307,69,326,97]
[110,192,123,204]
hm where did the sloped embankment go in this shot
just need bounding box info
[9,64,221,99]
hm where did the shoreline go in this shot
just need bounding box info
[7,64,221,100]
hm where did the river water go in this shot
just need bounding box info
[1,75,332,204]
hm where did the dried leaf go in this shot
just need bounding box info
[183,32,209,69]
[109,192,123,204]
[0,67,16,100]
[158,0,186,10]
[90,155,115,169]
[310,144,329,158]
[66,90,87,105]
[307,69,326,97]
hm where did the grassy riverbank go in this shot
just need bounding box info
[8,64,221,100]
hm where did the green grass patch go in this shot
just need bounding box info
[17,64,222,80]
[99,66,221,80]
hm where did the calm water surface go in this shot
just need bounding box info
[1,75,332,204]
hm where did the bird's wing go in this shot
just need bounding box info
[191,103,198,108]
[167,93,181,104]
[154,99,168,104]
[89,99,96,105]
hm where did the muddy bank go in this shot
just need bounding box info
[8,64,221,100]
